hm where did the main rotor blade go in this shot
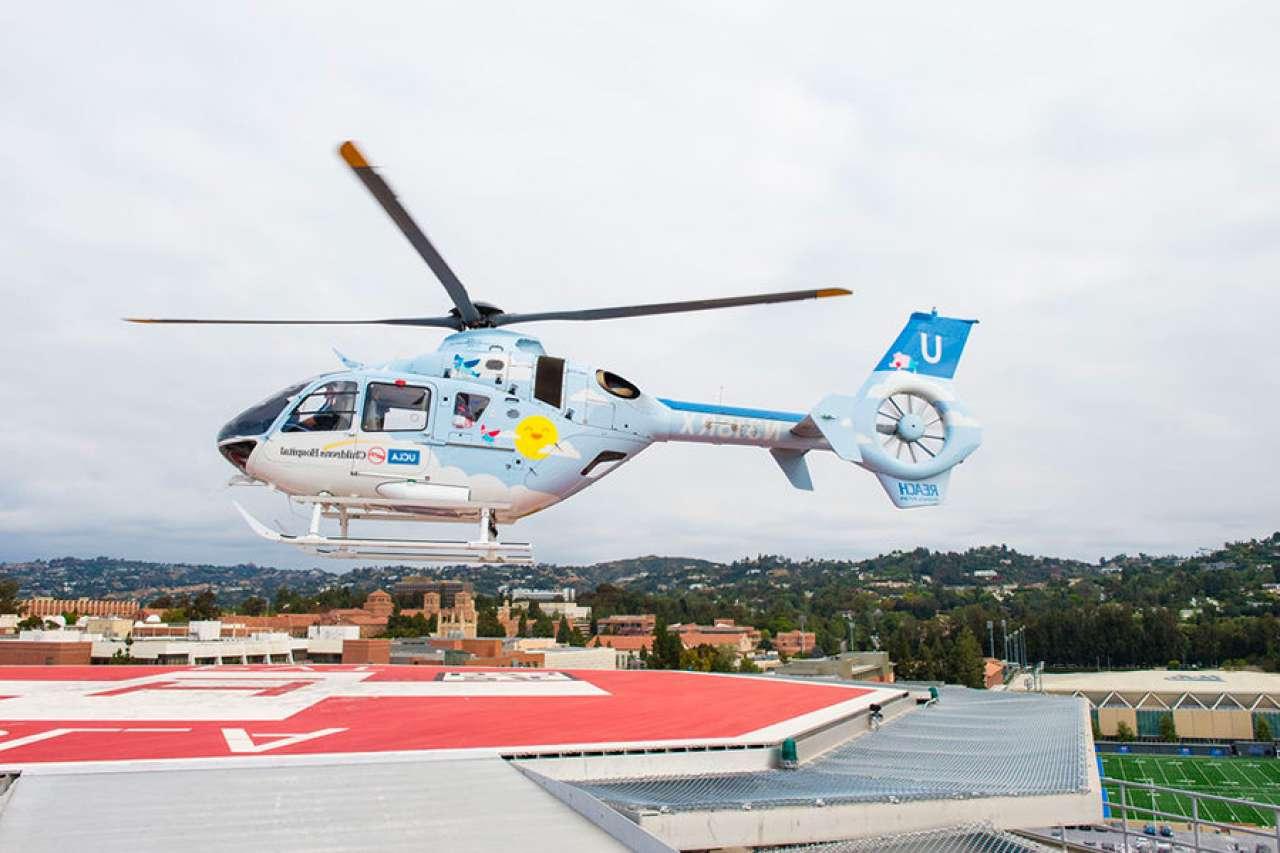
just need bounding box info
[489,287,851,327]
[124,315,464,329]
[338,141,482,327]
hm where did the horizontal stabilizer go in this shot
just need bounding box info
[795,395,862,463]
[875,470,952,509]
[769,448,813,491]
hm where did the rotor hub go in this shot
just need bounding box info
[896,413,926,442]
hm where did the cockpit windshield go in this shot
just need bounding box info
[282,381,359,432]
[217,381,309,442]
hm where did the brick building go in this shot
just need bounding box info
[23,597,139,619]
[404,590,480,638]
[670,619,761,656]
[597,614,655,636]
[0,634,93,665]
[774,630,817,657]
[392,577,472,609]
[341,638,391,664]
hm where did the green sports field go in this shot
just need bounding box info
[1101,754,1280,826]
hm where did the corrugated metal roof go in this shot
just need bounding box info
[0,757,631,853]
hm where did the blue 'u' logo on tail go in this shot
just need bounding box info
[875,311,977,380]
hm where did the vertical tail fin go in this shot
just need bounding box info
[875,311,977,380]
[798,310,983,506]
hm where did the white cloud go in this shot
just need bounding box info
[2,3,1279,569]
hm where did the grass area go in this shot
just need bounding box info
[1101,753,1280,827]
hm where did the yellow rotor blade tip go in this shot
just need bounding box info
[816,288,852,298]
[339,141,369,168]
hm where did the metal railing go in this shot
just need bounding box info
[1100,776,1280,852]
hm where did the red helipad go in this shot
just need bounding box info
[0,665,886,765]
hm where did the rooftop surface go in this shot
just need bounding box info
[1035,669,1280,695]
[0,665,894,765]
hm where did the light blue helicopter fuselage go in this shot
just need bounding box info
[217,312,983,532]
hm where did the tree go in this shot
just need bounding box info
[17,614,42,630]
[517,611,528,636]
[1256,715,1274,742]
[241,596,268,616]
[188,589,220,621]
[1158,714,1178,742]
[650,615,683,670]
[0,579,22,614]
[945,626,985,688]
[555,616,571,644]
[532,612,555,638]
[738,655,761,673]
[477,610,505,638]
[1115,721,1136,742]
[383,612,430,638]
[680,644,736,673]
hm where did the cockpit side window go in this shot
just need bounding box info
[596,370,640,399]
[281,381,358,432]
[363,382,430,432]
[452,392,490,428]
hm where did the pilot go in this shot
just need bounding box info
[301,385,347,431]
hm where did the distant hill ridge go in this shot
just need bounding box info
[3,537,1275,605]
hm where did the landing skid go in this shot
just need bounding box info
[233,501,533,564]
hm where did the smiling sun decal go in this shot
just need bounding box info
[514,415,558,460]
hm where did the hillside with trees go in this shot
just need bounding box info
[5,532,1280,678]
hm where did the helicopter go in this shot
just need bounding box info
[128,141,983,564]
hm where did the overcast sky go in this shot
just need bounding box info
[2,3,1278,570]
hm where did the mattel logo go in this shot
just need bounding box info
[388,449,421,465]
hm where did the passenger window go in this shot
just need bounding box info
[535,356,566,407]
[363,382,430,432]
[452,393,490,428]
[281,381,358,432]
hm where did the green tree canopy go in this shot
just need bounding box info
[0,579,22,614]
[188,589,220,621]
[478,610,505,638]
[945,626,986,688]
[1256,715,1274,742]
[650,615,684,669]
[241,596,268,616]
